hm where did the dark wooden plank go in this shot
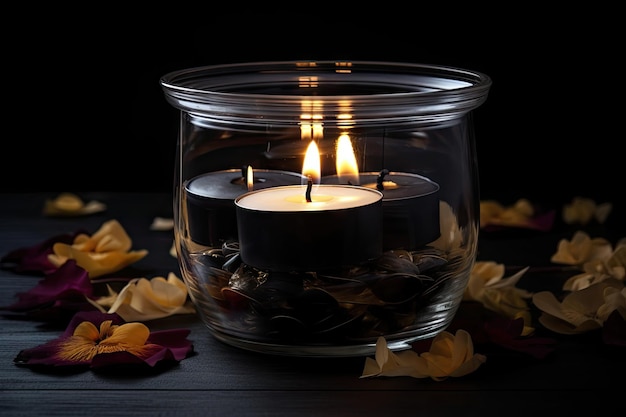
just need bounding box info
[0,389,613,417]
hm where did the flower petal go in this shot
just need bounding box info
[73,321,100,340]
[43,193,106,217]
[0,232,80,274]
[105,273,195,322]
[104,322,151,346]
[0,260,96,320]
[13,311,193,371]
[46,220,148,278]
[361,336,428,379]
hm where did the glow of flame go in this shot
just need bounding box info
[302,140,321,185]
[246,165,253,191]
[335,133,360,185]
[300,122,323,141]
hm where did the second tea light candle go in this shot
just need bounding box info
[185,168,304,246]
[235,184,383,271]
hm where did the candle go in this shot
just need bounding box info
[323,133,441,249]
[235,184,383,271]
[235,140,383,271]
[324,170,440,250]
[185,168,304,246]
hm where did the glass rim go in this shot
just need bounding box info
[161,60,491,97]
[160,60,492,125]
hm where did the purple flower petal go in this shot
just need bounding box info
[483,316,557,359]
[14,311,126,368]
[482,210,555,233]
[147,329,194,362]
[0,259,93,311]
[0,260,98,322]
[14,311,194,372]
[1,231,84,274]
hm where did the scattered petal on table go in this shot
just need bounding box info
[150,217,174,231]
[419,329,487,381]
[480,198,554,232]
[482,316,557,359]
[361,337,426,379]
[0,260,94,314]
[550,231,613,266]
[560,238,626,291]
[13,310,194,372]
[464,262,532,330]
[43,193,107,217]
[48,220,148,278]
[95,272,195,322]
[361,330,486,381]
[0,232,81,275]
[596,285,626,322]
[532,279,625,334]
[562,196,612,225]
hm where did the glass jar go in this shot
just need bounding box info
[161,61,491,357]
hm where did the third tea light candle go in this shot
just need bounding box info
[360,170,440,249]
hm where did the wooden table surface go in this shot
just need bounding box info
[1,192,624,416]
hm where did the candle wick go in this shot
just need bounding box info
[376,169,389,191]
[305,176,313,202]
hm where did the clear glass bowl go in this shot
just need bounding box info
[161,60,491,357]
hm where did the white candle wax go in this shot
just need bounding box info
[235,185,382,212]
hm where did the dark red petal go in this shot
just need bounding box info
[14,337,90,368]
[2,260,93,312]
[88,331,193,368]
[147,329,194,361]
[484,316,557,359]
[1,232,83,274]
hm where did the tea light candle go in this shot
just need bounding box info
[185,168,304,246]
[324,170,440,249]
[235,184,383,271]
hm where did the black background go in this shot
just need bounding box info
[3,7,622,229]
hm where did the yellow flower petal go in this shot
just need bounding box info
[362,331,485,381]
[72,321,100,340]
[43,193,107,217]
[550,231,612,266]
[102,322,150,346]
[49,243,148,278]
[361,336,428,379]
[106,273,195,322]
[480,198,534,228]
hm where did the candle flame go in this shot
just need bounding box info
[302,140,321,184]
[335,133,360,185]
[246,165,254,191]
